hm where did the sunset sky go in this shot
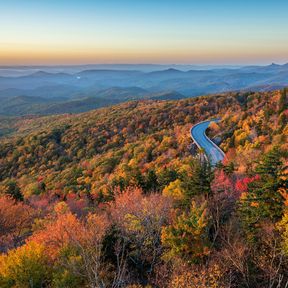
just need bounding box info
[1,0,288,65]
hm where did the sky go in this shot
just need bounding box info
[1,0,288,65]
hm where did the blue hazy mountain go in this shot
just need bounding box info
[0,63,287,116]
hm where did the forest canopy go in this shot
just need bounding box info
[0,89,287,287]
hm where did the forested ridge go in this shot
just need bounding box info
[0,94,238,198]
[0,90,287,287]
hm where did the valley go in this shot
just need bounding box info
[1,63,288,116]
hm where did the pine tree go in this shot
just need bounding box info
[256,146,284,180]
[239,147,287,239]
[158,167,178,190]
[144,169,159,193]
[279,88,287,114]
[182,158,213,204]
[161,201,210,262]
[4,180,23,201]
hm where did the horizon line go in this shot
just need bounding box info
[0,62,287,68]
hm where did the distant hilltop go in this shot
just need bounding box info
[0,63,287,116]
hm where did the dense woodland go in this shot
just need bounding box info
[0,89,287,287]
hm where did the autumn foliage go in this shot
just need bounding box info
[0,90,287,287]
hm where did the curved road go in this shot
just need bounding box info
[191,119,225,166]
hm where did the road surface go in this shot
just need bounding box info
[191,119,225,166]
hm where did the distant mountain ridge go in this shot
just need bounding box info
[0,63,287,116]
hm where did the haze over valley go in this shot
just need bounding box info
[1,63,288,116]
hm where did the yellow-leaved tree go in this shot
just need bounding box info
[162,179,185,202]
[161,201,211,263]
[0,241,50,288]
[277,209,288,255]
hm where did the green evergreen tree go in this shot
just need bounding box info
[158,167,178,190]
[279,88,287,114]
[239,147,287,240]
[182,158,213,205]
[161,201,211,263]
[4,180,23,201]
[144,169,159,193]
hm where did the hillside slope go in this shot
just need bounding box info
[0,90,287,288]
[0,94,239,195]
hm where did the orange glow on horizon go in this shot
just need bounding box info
[1,43,288,65]
[1,1,288,66]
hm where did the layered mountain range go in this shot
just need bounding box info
[0,63,287,115]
